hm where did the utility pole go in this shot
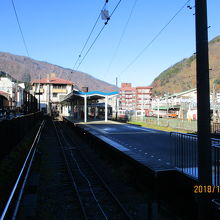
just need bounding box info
[38,83,41,111]
[142,93,144,121]
[116,77,118,120]
[38,73,41,111]
[195,0,212,219]
[49,82,51,116]
[212,82,216,122]
[47,75,51,116]
[157,98,160,125]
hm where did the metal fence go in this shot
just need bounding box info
[211,122,220,133]
[170,132,220,185]
[170,132,198,178]
[212,141,220,186]
[130,117,220,134]
[0,112,43,160]
[130,116,197,131]
[0,120,45,220]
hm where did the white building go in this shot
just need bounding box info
[0,74,15,107]
[0,72,25,110]
[152,88,197,119]
[31,76,74,114]
[151,87,220,120]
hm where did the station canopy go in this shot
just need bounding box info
[61,90,118,103]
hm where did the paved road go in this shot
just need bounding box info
[79,123,173,171]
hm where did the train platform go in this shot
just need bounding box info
[64,116,175,174]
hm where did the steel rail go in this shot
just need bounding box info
[75,147,132,219]
[57,123,108,219]
[0,120,45,220]
[69,150,108,219]
[58,121,132,219]
[52,120,88,220]
[12,121,45,220]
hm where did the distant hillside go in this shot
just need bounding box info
[151,35,220,96]
[0,52,117,92]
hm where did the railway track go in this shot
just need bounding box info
[53,120,132,220]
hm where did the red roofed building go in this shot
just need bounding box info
[32,77,74,85]
[31,75,74,113]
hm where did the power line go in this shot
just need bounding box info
[75,0,123,71]
[73,0,109,70]
[118,0,190,77]
[75,24,107,70]
[11,0,30,57]
[109,0,122,18]
[106,0,138,73]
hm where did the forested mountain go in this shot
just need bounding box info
[0,52,117,92]
[1,35,220,95]
[151,36,220,96]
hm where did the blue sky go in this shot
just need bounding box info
[0,0,219,87]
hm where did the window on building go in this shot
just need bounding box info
[53,93,58,98]
[53,84,66,89]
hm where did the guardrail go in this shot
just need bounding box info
[0,120,45,220]
[170,132,220,185]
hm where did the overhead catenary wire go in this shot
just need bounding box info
[106,0,138,73]
[108,0,122,18]
[118,0,191,77]
[72,0,109,70]
[11,0,30,57]
[75,0,123,71]
[75,24,107,70]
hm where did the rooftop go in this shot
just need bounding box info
[32,77,74,85]
[0,91,9,96]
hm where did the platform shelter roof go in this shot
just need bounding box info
[61,90,118,103]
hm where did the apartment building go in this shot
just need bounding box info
[136,86,153,111]
[119,83,136,111]
[119,83,153,114]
